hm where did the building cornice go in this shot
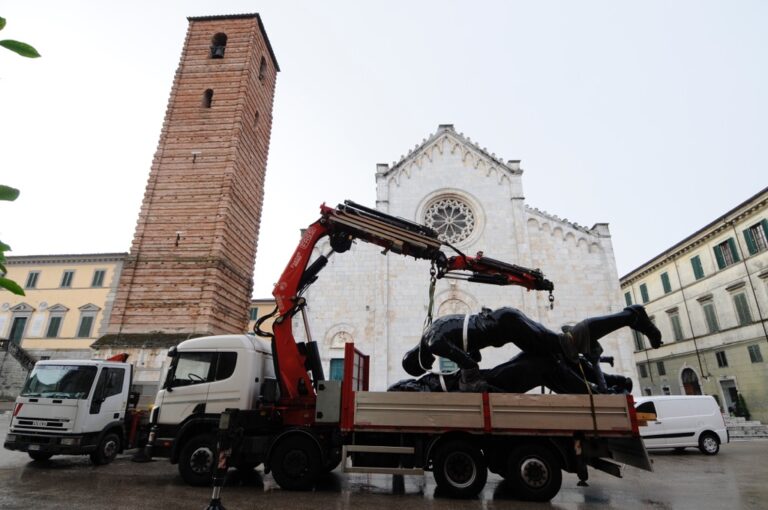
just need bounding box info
[5,253,128,266]
[620,187,768,285]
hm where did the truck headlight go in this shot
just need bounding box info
[5,434,15,442]
[60,437,81,446]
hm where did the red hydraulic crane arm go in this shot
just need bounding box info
[443,252,554,292]
[267,201,554,411]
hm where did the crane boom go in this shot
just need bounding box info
[267,201,554,412]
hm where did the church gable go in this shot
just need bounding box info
[378,124,522,187]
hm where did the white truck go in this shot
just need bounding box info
[3,355,147,464]
[143,201,654,502]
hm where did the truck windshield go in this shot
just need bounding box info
[20,365,98,400]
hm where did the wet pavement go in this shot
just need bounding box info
[1,413,766,509]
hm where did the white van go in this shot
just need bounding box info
[634,395,729,455]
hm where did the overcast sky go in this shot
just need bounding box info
[2,1,766,297]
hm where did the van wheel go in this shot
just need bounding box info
[433,440,488,498]
[28,451,53,461]
[179,434,216,486]
[90,432,121,465]
[698,432,720,455]
[506,445,562,502]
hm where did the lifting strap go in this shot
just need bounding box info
[462,313,470,352]
[578,359,600,438]
[423,262,437,331]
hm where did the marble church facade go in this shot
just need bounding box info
[298,125,637,391]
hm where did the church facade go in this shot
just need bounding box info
[299,125,638,391]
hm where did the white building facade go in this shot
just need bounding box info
[300,125,636,390]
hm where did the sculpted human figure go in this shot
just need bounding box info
[401,304,662,392]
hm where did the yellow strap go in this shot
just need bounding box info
[578,360,599,437]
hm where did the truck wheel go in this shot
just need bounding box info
[698,432,720,455]
[433,440,488,498]
[90,433,121,466]
[179,434,216,486]
[28,451,54,462]
[270,435,321,490]
[506,445,562,502]
[323,449,342,472]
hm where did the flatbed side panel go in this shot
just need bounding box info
[489,394,634,433]
[354,392,484,429]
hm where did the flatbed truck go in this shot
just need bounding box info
[145,201,652,501]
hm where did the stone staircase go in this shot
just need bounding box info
[0,339,35,400]
[725,416,768,440]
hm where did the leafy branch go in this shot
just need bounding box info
[1,16,38,295]
[0,185,24,295]
[0,16,41,58]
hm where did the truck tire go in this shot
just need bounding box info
[270,435,321,490]
[506,444,562,502]
[28,451,54,462]
[90,432,121,466]
[323,449,342,473]
[179,434,216,486]
[698,432,720,455]
[432,440,488,498]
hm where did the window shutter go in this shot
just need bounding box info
[624,292,632,306]
[661,272,671,293]
[714,246,726,269]
[727,237,741,262]
[743,228,758,255]
[762,219,768,239]
[691,255,704,279]
[734,293,752,325]
[640,283,649,303]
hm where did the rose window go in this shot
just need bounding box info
[424,197,475,244]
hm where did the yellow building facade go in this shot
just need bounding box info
[1,253,127,357]
[0,251,276,400]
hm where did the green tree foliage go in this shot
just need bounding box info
[734,393,751,422]
[0,186,24,295]
[0,16,41,58]
[1,16,38,295]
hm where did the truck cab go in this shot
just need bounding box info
[4,358,134,464]
[149,334,274,485]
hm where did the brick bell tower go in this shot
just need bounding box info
[101,14,279,345]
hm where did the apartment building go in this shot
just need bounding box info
[621,187,768,421]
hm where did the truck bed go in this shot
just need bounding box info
[351,392,637,436]
[336,343,652,474]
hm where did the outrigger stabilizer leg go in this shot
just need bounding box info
[205,410,238,510]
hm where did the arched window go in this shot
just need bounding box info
[210,33,227,58]
[203,89,213,108]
